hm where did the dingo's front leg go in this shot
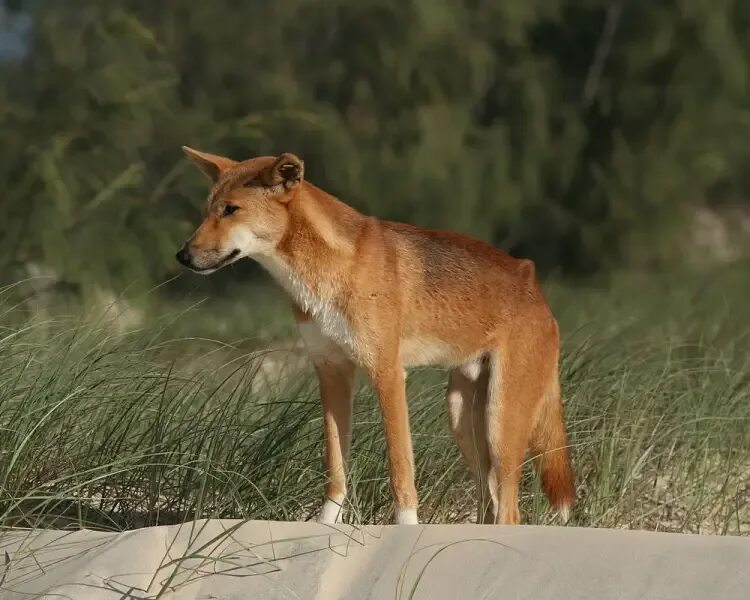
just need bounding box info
[314,358,355,524]
[369,362,419,524]
[298,319,356,524]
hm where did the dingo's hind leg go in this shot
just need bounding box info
[445,357,494,523]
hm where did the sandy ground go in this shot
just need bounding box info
[0,520,748,599]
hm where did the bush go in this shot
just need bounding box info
[0,0,748,294]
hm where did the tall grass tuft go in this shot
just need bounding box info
[0,269,748,534]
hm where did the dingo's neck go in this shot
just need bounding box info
[254,183,361,331]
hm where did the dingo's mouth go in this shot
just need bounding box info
[192,249,241,273]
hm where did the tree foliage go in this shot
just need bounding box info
[1,0,748,293]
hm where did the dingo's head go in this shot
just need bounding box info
[176,147,304,274]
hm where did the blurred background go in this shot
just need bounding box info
[0,1,748,532]
[1,0,748,312]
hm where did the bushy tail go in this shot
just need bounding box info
[530,380,575,517]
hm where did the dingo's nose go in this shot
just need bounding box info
[175,246,192,267]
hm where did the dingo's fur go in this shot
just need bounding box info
[177,147,575,525]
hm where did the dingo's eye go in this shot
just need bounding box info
[223,205,239,217]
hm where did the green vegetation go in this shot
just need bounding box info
[1,0,749,296]
[0,1,747,536]
[0,269,747,533]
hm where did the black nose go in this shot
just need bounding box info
[175,246,192,267]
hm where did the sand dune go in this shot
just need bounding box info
[1,520,748,599]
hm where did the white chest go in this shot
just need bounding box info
[256,255,357,353]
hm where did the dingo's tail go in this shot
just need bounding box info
[530,378,575,519]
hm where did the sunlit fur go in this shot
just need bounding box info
[179,146,575,525]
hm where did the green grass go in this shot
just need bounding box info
[0,268,748,534]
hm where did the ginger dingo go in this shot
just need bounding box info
[176,147,575,525]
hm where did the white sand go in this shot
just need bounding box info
[1,520,748,599]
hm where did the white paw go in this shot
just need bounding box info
[317,497,345,524]
[395,507,419,525]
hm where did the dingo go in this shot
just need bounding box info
[176,147,575,525]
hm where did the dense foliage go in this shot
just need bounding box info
[1,1,748,294]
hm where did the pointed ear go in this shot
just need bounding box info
[181,146,237,182]
[263,153,304,192]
